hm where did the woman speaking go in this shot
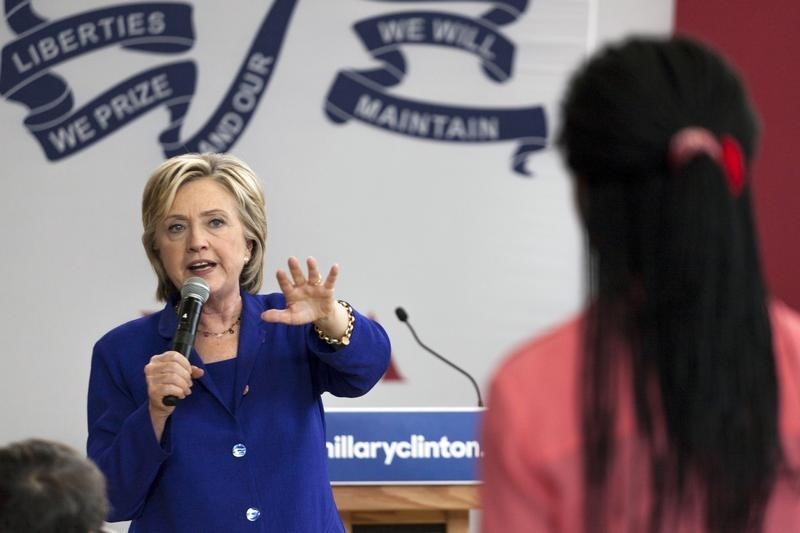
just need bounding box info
[87,153,391,532]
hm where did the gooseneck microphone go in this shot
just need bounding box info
[395,306,483,407]
[162,277,210,406]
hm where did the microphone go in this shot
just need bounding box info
[163,277,210,406]
[395,306,483,407]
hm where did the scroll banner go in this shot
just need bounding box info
[162,0,297,156]
[0,0,297,160]
[325,407,483,484]
[0,2,194,160]
[324,1,548,176]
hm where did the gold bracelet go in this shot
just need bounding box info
[314,300,354,346]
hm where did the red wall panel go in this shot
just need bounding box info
[675,1,800,309]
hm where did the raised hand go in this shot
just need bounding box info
[260,256,341,326]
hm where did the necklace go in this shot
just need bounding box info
[198,316,241,338]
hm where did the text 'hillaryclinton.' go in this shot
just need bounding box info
[327,434,482,466]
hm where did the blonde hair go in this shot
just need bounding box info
[141,153,267,301]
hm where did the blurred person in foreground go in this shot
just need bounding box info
[0,438,108,533]
[87,153,391,532]
[480,36,800,533]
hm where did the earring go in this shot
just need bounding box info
[244,256,250,263]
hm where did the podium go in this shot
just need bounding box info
[334,484,479,532]
[326,408,483,533]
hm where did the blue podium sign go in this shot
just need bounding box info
[324,407,484,485]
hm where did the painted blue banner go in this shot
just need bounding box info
[324,0,547,176]
[0,2,194,96]
[325,408,483,484]
[353,12,515,81]
[30,61,195,160]
[325,70,547,175]
[162,0,297,156]
[0,1,195,160]
[1,0,297,160]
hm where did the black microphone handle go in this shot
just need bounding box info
[171,329,197,357]
[162,297,204,407]
[401,320,484,407]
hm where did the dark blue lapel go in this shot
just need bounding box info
[232,291,266,412]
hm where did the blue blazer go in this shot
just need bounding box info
[87,291,390,532]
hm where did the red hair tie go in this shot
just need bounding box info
[668,127,746,197]
[720,135,745,196]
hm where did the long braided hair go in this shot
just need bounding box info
[559,37,780,532]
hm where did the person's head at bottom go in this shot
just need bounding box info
[561,37,776,532]
[0,439,108,533]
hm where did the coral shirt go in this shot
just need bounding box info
[480,301,800,532]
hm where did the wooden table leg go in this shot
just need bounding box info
[340,511,352,533]
[446,510,469,533]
